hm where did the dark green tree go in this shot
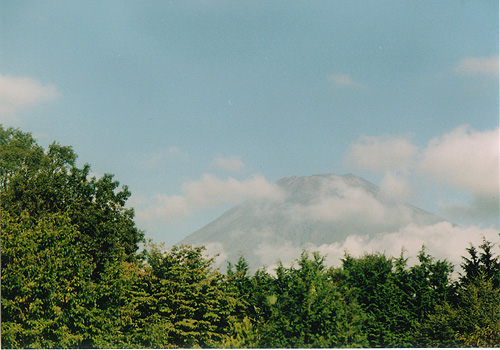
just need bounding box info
[255,252,369,348]
[460,237,500,289]
[225,256,254,324]
[127,244,233,348]
[406,249,456,321]
[415,275,500,347]
[219,256,260,348]
[416,239,500,347]
[339,248,455,347]
[339,252,404,346]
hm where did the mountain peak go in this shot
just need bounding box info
[179,173,445,271]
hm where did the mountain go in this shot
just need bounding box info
[178,173,446,271]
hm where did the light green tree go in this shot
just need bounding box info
[1,211,97,348]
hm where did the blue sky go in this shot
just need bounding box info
[1,0,498,248]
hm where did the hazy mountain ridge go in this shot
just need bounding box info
[179,173,446,270]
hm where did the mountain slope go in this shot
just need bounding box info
[179,173,446,270]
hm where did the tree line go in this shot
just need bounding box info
[1,126,499,348]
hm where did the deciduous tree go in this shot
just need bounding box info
[0,126,144,278]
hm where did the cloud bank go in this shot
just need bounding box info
[314,222,499,270]
[288,177,390,225]
[200,219,499,275]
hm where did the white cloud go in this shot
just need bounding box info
[0,74,59,121]
[454,56,499,77]
[344,126,499,225]
[183,174,283,207]
[275,175,427,238]
[136,174,284,223]
[418,125,499,197]
[344,134,417,173]
[213,155,245,172]
[139,194,191,222]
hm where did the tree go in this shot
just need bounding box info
[225,256,253,321]
[405,248,456,321]
[1,126,145,348]
[339,252,401,346]
[456,276,500,347]
[416,239,500,347]
[460,237,500,289]
[127,244,233,348]
[255,252,369,348]
[415,275,500,347]
[338,248,455,347]
[1,211,97,348]
[0,126,144,277]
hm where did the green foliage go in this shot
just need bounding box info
[415,276,500,347]
[339,252,406,346]
[338,248,455,347]
[416,239,500,348]
[456,276,500,347]
[460,237,500,288]
[126,243,233,348]
[0,126,143,348]
[0,126,144,276]
[219,316,260,348]
[233,252,369,348]
[1,211,96,348]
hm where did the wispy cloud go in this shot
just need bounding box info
[213,155,245,172]
[136,174,284,223]
[142,146,187,168]
[328,74,365,88]
[454,56,499,77]
[0,74,59,122]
